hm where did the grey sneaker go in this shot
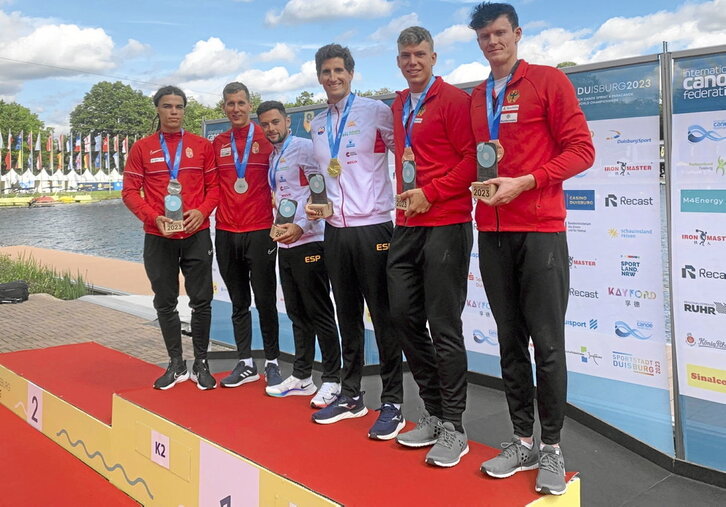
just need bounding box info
[221,361,260,387]
[424,422,469,467]
[396,413,443,448]
[535,445,567,495]
[481,437,539,478]
[264,363,283,387]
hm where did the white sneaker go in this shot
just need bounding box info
[311,382,341,408]
[265,375,316,397]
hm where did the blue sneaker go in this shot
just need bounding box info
[264,363,283,388]
[368,403,406,440]
[312,393,368,424]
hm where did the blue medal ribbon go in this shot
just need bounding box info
[159,129,184,181]
[326,93,355,160]
[485,61,519,140]
[230,123,255,179]
[402,76,436,148]
[269,135,292,191]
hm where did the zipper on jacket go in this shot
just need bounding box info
[496,207,501,247]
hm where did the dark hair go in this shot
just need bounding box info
[315,44,355,76]
[469,2,519,31]
[153,85,187,107]
[222,82,250,102]
[397,26,434,50]
[256,100,287,118]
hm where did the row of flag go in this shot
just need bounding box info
[0,131,136,172]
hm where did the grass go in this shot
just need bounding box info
[0,253,89,300]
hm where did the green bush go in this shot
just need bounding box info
[0,254,88,300]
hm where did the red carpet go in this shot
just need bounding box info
[0,404,138,506]
[0,342,163,424]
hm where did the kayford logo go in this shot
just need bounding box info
[680,190,726,213]
[603,161,654,176]
[612,351,662,377]
[607,287,657,300]
[620,255,640,277]
[506,89,520,103]
[686,364,726,394]
[564,190,595,210]
[569,287,599,299]
[569,256,597,268]
[567,220,592,234]
[685,332,726,351]
[465,298,491,317]
[566,346,602,366]
[683,300,726,316]
[614,320,653,340]
[687,124,726,143]
[608,227,653,239]
[681,264,726,281]
[681,229,726,246]
[472,329,498,346]
[604,193,654,207]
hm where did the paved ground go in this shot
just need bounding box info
[0,293,225,363]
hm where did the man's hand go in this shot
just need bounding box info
[304,202,322,220]
[272,223,304,244]
[399,188,432,217]
[155,215,175,236]
[483,174,536,206]
[183,209,204,234]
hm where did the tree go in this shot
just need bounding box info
[556,61,577,68]
[69,81,155,138]
[0,100,45,136]
[183,98,221,135]
[357,87,394,97]
[285,90,323,108]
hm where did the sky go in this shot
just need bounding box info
[1,0,725,133]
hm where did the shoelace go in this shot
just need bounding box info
[539,450,563,474]
[417,415,442,437]
[498,440,520,459]
[317,383,338,399]
[438,426,457,449]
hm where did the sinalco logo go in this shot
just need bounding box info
[472,329,498,346]
[614,321,653,340]
[605,193,654,207]
[681,264,726,281]
[680,229,726,246]
[687,124,726,143]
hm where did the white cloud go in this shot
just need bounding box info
[434,24,473,48]
[176,37,248,80]
[370,13,420,42]
[234,60,319,95]
[258,43,296,62]
[442,61,488,85]
[118,39,151,59]
[266,0,394,26]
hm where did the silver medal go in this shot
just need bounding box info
[234,177,248,194]
[167,178,182,195]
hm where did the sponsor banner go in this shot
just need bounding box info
[671,50,726,405]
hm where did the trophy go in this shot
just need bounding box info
[163,179,185,233]
[396,148,417,210]
[270,198,298,239]
[307,173,333,218]
[472,141,499,201]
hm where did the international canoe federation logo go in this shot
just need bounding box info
[687,124,726,143]
[614,321,652,340]
[473,329,498,346]
[506,89,519,103]
[606,130,622,140]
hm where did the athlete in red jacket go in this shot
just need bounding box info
[469,3,594,496]
[387,26,476,468]
[122,85,219,391]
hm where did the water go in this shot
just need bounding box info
[0,199,144,262]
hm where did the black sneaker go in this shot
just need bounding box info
[191,359,217,390]
[153,358,189,390]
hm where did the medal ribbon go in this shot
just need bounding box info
[230,122,255,179]
[159,128,184,181]
[269,135,292,191]
[485,61,519,140]
[402,76,436,148]
[326,93,355,161]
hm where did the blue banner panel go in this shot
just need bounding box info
[673,53,726,114]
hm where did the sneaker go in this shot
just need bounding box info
[312,393,368,424]
[396,413,443,448]
[221,361,260,387]
[425,422,469,467]
[266,375,317,397]
[191,359,217,390]
[153,358,189,390]
[481,437,539,478]
[310,382,340,408]
[535,445,567,495]
[265,363,283,388]
[368,403,406,440]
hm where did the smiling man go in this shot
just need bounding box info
[212,82,282,391]
[306,44,405,441]
[468,2,594,495]
[387,26,476,467]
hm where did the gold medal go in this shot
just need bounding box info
[402,146,415,162]
[327,157,341,177]
[491,139,504,162]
